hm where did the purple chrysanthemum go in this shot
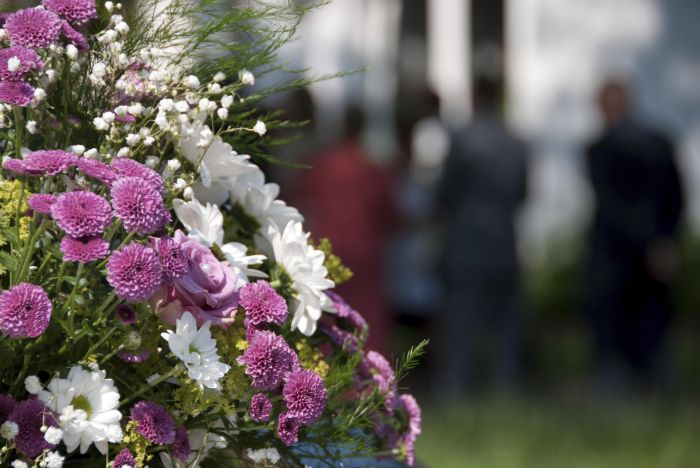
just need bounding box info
[0,283,52,338]
[249,393,272,422]
[152,236,188,282]
[106,243,163,301]
[111,176,167,235]
[60,236,110,263]
[277,412,299,446]
[112,158,164,193]
[50,190,112,238]
[113,448,136,468]
[283,370,326,425]
[130,401,176,445]
[237,330,299,391]
[395,394,421,466]
[7,399,58,458]
[60,20,88,51]
[115,304,137,324]
[173,425,191,461]
[240,281,288,329]
[5,8,62,49]
[77,158,118,185]
[2,157,29,175]
[22,150,78,176]
[27,193,58,214]
[0,81,34,106]
[327,291,368,331]
[360,350,395,395]
[0,395,17,425]
[43,0,97,25]
[117,349,150,363]
[0,46,44,81]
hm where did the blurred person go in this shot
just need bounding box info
[585,79,684,392]
[293,106,398,355]
[434,76,528,397]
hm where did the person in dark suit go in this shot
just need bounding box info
[434,77,528,396]
[586,79,684,390]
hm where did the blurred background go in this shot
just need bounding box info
[264,0,700,466]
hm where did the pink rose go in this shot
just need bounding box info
[150,230,240,328]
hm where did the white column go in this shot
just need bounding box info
[427,0,471,128]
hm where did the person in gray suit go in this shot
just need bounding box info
[434,76,528,397]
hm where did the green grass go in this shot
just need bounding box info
[416,397,700,468]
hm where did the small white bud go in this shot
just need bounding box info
[143,136,155,146]
[117,147,129,158]
[198,98,211,112]
[220,95,233,108]
[68,145,86,155]
[253,120,267,136]
[159,98,174,112]
[183,186,194,200]
[6,56,20,72]
[43,427,63,445]
[209,83,222,94]
[217,108,228,120]
[45,69,57,82]
[33,87,46,102]
[213,71,226,82]
[101,111,115,124]
[125,133,140,146]
[92,62,107,78]
[66,44,78,60]
[239,69,255,86]
[105,1,114,12]
[127,102,143,116]
[174,100,189,113]
[25,120,37,134]
[115,21,129,35]
[93,117,109,131]
[173,178,187,191]
[145,155,159,168]
[1,421,18,440]
[84,148,98,159]
[184,75,200,89]
[0,29,7,40]
[167,159,181,172]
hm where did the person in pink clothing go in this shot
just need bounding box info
[294,106,398,355]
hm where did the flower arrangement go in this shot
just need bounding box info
[0,0,426,467]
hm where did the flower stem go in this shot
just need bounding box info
[119,366,181,407]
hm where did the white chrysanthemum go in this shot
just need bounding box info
[161,312,231,390]
[179,118,256,204]
[265,221,334,335]
[173,198,266,282]
[228,168,303,236]
[38,366,123,455]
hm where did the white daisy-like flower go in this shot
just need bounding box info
[228,168,303,236]
[264,221,334,335]
[161,312,231,390]
[38,366,123,455]
[179,118,256,205]
[173,198,266,282]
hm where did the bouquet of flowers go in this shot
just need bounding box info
[0,0,425,466]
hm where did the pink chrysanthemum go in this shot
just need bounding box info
[117,349,150,363]
[240,281,288,329]
[43,0,97,25]
[27,193,57,214]
[7,399,58,458]
[0,46,44,81]
[130,401,176,445]
[2,157,29,175]
[60,20,88,51]
[112,158,164,193]
[77,158,118,185]
[328,291,367,331]
[277,412,299,446]
[0,394,17,425]
[173,425,191,461]
[60,236,109,263]
[22,150,78,176]
[395,394,421,466]
[0,283,52,338]
[236,330,299,391]
[113,448,136,468]
[152,236,188,282]
[115,304,137,324]
[249,393,272,422]
[50,191,112,237]
[111,176,167,235]
[5,8,62,49]
[0,81,34,106]
[360,350,395,395]
[283,370,326,425]
[106,243,163,301]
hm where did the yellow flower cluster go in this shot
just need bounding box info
[316,238,353,285]
[295,338,329,378]
[121,420,153,466]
